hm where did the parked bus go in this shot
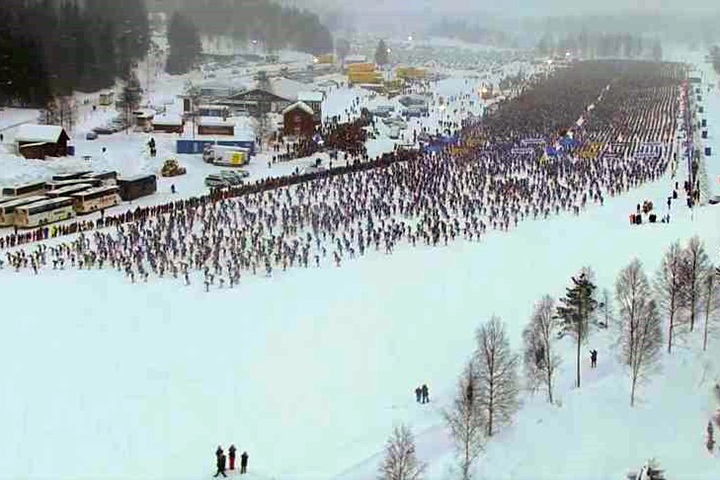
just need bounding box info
[81,171,118,186]
[71,185,120,214]
[0,195,49,226]
[14,197,75,228]
[2,181,47,198]
[45,183,93,199]
[117,174,157,201]
[51,171,93,181]
[44,178,102,191]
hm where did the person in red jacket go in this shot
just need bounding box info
[228,445,237,470]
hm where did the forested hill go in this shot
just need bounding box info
[147,0,333,56]
[0,0,149,107]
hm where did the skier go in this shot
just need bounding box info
[171,184,176,194]
[240,451,249,474]
[228,445,236,470]
[421,384,429,404]
[415,386,421,403]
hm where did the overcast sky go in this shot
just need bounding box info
[300,0,720,17]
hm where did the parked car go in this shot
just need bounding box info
[205,174,231,188]
[85,131,99,140]
[218,170,244,185]
[709,195,720,205]
[92,126,113,135]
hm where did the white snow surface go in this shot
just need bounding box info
[0,54,719,480]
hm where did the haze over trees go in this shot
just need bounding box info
[166,12,202,75]
[0,0,149,107]
[148,0,333,55]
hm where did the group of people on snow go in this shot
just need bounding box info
[214,445,248,477]
[414,384,430,404]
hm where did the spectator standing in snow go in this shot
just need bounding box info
[214,453,227,477]
[421,384,429,404]
[590,349,597,368]
[215,445,223,462]
[228,445,236,470]
[240,451,249,474]
[414,386,422,403]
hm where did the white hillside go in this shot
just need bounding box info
[0,49,719,480]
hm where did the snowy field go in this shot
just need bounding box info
[1,52,720,480]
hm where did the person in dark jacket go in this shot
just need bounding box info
[240,451,249,474]
[215,446,223,461]
[214,453,227,477]
[421,384,429,403]
[228,445,236,470]
[414,386,422,403]
[590,349,597,368]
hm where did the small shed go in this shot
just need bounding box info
[197,116,235,136]
[15,124,70,159]
[283,102,315,137]
[152,114,184,134]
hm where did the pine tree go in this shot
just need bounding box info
[375,39,390,66]
[378,425,425,480]
[166,11,202,75]
[474,316,519,436]
[523,295,560,404]
[556,269,598,388]
[707,421,716,453]
[444,362,485,480]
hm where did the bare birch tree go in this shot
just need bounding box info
[681,236,710,333]
[378,424,426,480]
[474,316,519,436]
[655,241,686,353]
[523,295,561,404]
[701,266,720,351]
[616,259,663,406]
[444,362,486,480]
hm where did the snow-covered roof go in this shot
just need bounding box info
[153,114,183,126]
[298,91,324,103]
[198,116,235,127]
[15,124,66,143]
[132,109,156,119]
[282,101,314,116]
[270,77,306,102]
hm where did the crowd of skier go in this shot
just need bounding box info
[0,61,686,295]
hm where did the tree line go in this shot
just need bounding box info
[537,31,663,61]
[0,0,149,107]
[428,18,518,48]
[710,46,720,76]
[150,0,333,56]
[380,235,720,479]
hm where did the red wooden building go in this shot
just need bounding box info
[282,101,315,137]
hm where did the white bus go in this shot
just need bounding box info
[52,171,93,181]
[45,183,93,199]
[14,197,76,228]
[81,171,118,186]
[0,195,48,226]
[44,178,102,191]
[2,181,47,198]
[71,185,120,214]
